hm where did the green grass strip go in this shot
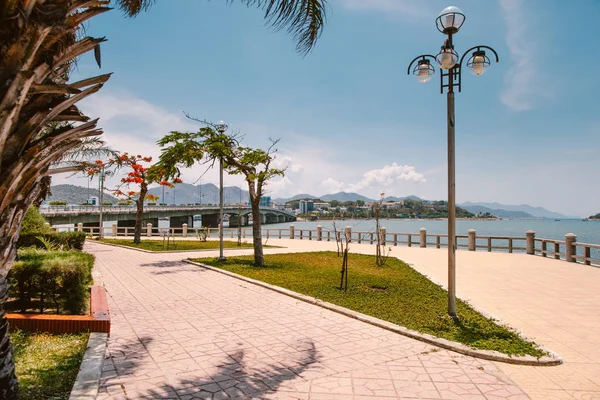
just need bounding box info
[193,252,545,357]
[12,329,89,400]
[100,238,256,252]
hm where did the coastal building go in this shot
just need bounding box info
[253,196,271,207]
[299,200,315,214]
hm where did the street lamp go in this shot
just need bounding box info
[407,6,499,317]
[215,120,228,262]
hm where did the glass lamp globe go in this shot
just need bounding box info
[436,47,458,70]
[413,60,434,83]
[216,120,228,133]
[435,6,465,34]
[467,51,491,76]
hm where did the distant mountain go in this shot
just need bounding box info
[277,194,319,203]
[320,192,374,202]
[460,201,577,219]
[47,184,118,205]
[461,205,534,219]
[147,183,249,205]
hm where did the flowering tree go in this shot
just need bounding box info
[88,154,181,244]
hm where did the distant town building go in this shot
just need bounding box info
[250,196,272,207]
[259,196,272,207]
[88,196,99,205]
[299,200,315,214]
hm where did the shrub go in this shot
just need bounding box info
[101,202,112,206]
[20,207,52,235]
[48,201,68,206]
[147,202,156,206]
[17,231,87,251]
[9,249,94,314]
[118,201,132,206]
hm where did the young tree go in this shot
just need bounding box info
[87,154,180,244]
[156,126,284,266]
[374,192,391,267]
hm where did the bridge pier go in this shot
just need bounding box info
[202,213,219,228]
[229,214,249,228]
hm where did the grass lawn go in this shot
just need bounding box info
[192,252,545,357]
[11,329,89,399]
[99,238,256,252]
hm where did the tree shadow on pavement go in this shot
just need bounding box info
[139,259,210,275]
[142,340,320,399]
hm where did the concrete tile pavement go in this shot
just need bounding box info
[390,246,600,400]
[88,241,529,399]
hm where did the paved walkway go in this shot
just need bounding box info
[89,241,529,400]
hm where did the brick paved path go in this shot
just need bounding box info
[89,242,528,400]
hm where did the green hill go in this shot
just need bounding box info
[47,184,118,205]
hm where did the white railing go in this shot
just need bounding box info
[57,223,599,267]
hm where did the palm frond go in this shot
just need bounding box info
[115,0,327,54]
[244,0,327,55]
[56,136,118,163]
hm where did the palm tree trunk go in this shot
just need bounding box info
[0,181,44,400]
[0,276,18,400]
[250,200,264,266]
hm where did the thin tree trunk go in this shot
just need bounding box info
[133,187,147,244]
[251,200,264,266]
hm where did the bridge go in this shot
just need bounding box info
[40,205,296,228]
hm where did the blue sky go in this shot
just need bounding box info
[61,0,600,216]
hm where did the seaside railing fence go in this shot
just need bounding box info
[59,223,600,267]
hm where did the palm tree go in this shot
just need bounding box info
[0,1,327,397]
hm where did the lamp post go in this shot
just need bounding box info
[98,167,105,238]
[216,120,228,262]
[407,6,499,317]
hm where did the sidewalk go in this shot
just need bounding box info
[89,241,530,399]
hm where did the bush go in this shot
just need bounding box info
[147,202,156,206]
[9,249,94,314]
[17,231,87,251]
[48,201,68,206]
[101,202,112,206]
[20,207,52,235]
[117,201,132,206]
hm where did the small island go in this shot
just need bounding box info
[588,213,600,220]
[292,198,498,220]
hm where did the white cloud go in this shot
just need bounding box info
[264,176,297,198]
[320,178,346,193]
[337,0,432,18]
[499,0,547,111]
[51,91,209,189]
[320,163,426,194]
[272,155,304,173]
